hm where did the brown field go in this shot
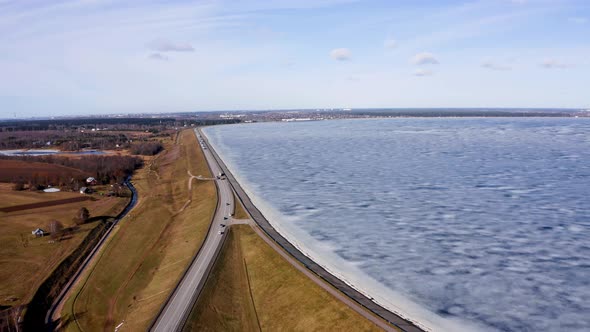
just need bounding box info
[0,187,130,308]
[0,196,90,213]
[62,129,217,331]
[0,159,87,182]
[185,225,380,332]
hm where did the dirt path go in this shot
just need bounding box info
[176,171,197,214]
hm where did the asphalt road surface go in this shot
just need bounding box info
[150,129,234,332]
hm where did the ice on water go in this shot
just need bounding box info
[205,118,590,332]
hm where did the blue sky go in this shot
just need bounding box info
[0,0,588,116]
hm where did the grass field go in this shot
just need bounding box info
[0,185,129,308]
[232,193,249,220]
[62,129,217,331]
[185,225,381,332]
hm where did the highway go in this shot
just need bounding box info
[150,129,234,332]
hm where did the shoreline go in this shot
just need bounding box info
[199,127,427,332]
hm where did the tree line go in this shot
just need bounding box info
[0,117,242,132]
[0,130,166,150]
[2,155,143,190]
[129,141,163,155]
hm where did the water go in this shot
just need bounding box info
[204,118,590,332]
[0,149,105,156]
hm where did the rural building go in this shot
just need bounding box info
[32,228,45,237]
[43,187,61,193]
[80,187,89,194]
[86,177,97,185]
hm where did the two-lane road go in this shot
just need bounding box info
[150,129,234,332]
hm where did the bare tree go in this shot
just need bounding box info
[12,181,25,191]
[48,220,64,242]
[74,207,90,225]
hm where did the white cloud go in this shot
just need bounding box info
[481,60,511,71]
[414,69,433,76]
[148,39,194,52]
[568,17,588,24]
[540,58,571,69]
[411,52,439,65]
[330,48,351,61]
[148,53,169,61]
[383,39,397,49]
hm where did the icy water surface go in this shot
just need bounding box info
[204,118,590,332]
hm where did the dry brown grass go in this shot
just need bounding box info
[62,129,217,331]
[186,225,380,332]
[0,187,129,308]
[184,227,260,332]
[232,193,250,220]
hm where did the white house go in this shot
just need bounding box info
[32,228,45,237]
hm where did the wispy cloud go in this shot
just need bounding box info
[148,39,194,52]
[148,53,169,61]
[540,58,571,69]
[481,60,511,71]
[0,0,588,115]
[414,69,433,76]
[411,52,438,65]
[330,48,351,61]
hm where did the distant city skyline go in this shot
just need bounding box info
[1,0,589,117]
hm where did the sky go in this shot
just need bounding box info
[0,0,589,117]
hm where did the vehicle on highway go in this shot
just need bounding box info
[218,230,224,235]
